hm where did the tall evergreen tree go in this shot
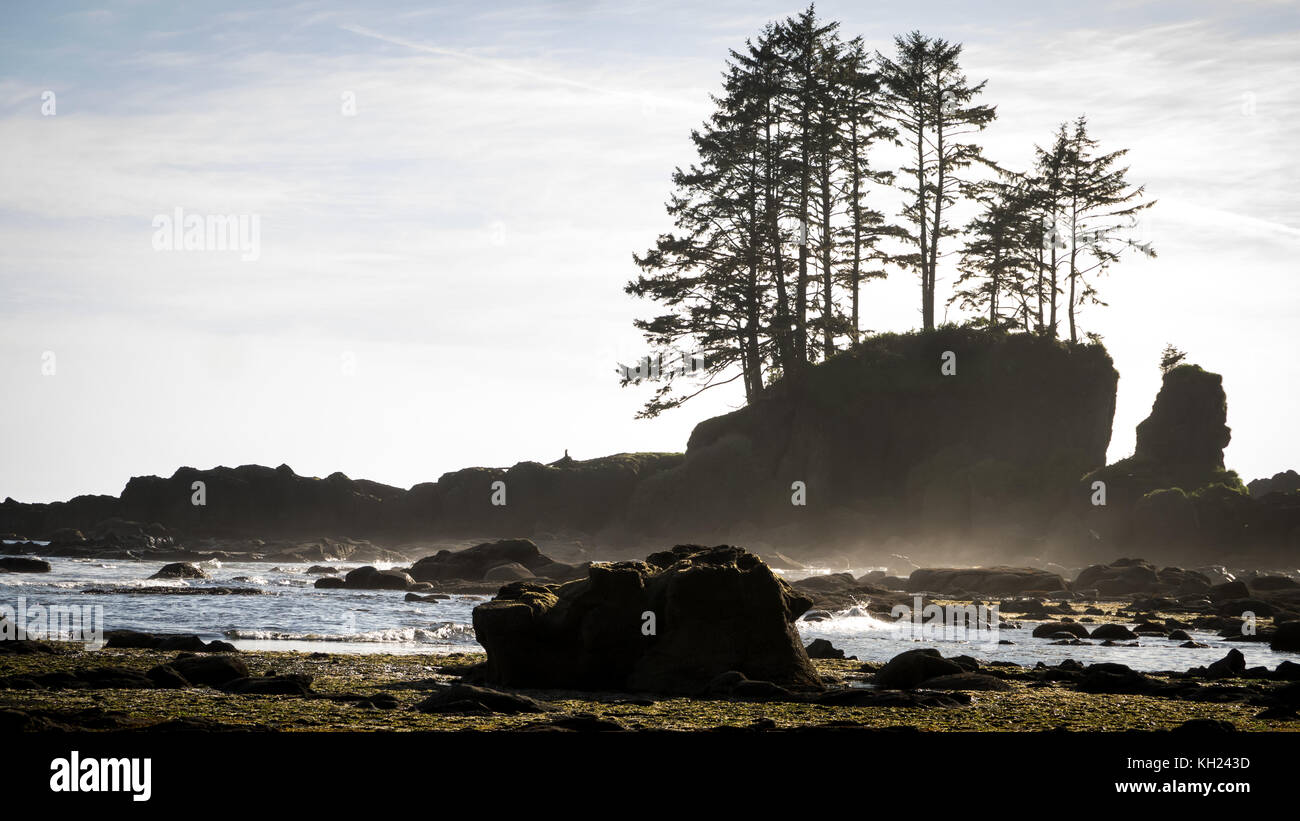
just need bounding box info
[877,32,996,331]
[836,40,895,345]
[1059,115,1156,343]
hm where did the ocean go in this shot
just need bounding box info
[2,554,1293,672]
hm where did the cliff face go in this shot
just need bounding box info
[627,328,1118,558]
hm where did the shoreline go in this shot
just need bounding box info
[3,644,1298,733]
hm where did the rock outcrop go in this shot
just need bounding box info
[471,545,821,694]
[906,566,1065,595]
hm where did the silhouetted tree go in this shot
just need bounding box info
[1058,115,1156,344]
[877,31,996,331]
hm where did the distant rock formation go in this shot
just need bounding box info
[4,332,1298,566]
[1249,471,1300,498]
[1078,364,1300,563]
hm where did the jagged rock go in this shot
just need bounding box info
[471,545,820,694]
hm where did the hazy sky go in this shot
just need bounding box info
[1,0,1297,503]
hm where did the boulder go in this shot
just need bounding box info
[1216,598,1274,618]
[224,674,314,696]
[1249,575,1299,591]
[1208,580,1250,602]
[873,648,963,689]
[906,567,1064,595]
[1031,621,1090,639]
[408,539,550,582]
[471,545,820,694]
[483,562,536,582]
[1077,663,1158,694]
[1073,559,1161,595]
[0,556,52,573]
[1206,649,1246,680]
[343,566,416,590]
[804,638,846,660]
[1089,623,1138,641]
[1271,621,1300,652]
[413,684,550,714]
[919,672,1012,692]
[169,654,249,687]
[149,562,210,581]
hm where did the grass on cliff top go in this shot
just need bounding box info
[1,647,1295,733]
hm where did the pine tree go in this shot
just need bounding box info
[877,32,996,331]
[1059,115,1156,344]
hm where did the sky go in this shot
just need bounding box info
[1,0,1297,503]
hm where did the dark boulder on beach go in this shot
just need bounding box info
[804,638,846,660]
[224,673,314,696]
[414,683,551,714]
[170,654,249,687]
[149,562,210,580]
[0,556,51,573]
[919,672,1012,692]
[1205,649,1246,679]
[471,545,820,695]
[873,648,963,689]
[1077,662,1159,694]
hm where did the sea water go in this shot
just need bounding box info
[0,555,1294,671]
